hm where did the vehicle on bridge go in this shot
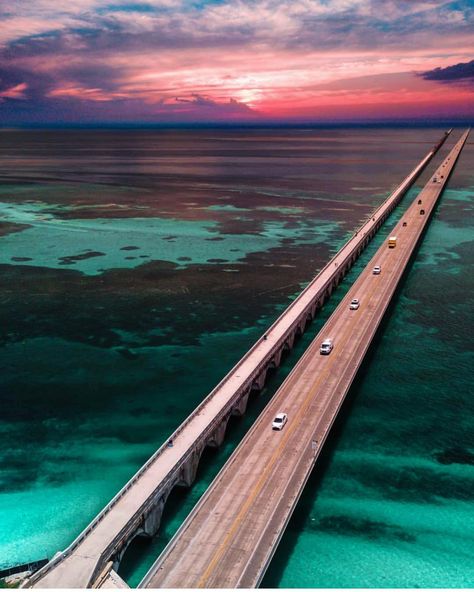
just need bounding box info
[349,298,360,310]
[272,413,288,430]
[388,236,397,248]
[319,339,334,355]
[372,265,381,275]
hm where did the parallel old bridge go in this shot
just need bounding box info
[25,129,463,589]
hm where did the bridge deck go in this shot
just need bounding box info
[140,129,469,588]
[26,131,450,589]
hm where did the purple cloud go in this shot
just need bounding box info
[421,59,474,86]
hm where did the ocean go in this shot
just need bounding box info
[0,127,472,587]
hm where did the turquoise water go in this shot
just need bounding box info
[0,129,472,587]
[0,201,341,274]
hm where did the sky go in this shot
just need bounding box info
[0,0,473,125]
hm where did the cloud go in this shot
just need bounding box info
[0,82,28,100]
[171,93,256,115]
[1,0,473,123]
[2,0,473,55]
[47,84,128,101]
[421,59,474,86]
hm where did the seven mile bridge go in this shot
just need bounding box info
[140,129,470,589]
[24,128,463,589]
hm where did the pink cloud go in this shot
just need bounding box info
[0,82,28,100]
[47,84,129,101]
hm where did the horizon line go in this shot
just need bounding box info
[2,118,474,131]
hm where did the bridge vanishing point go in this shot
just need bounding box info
[25,128,465,589]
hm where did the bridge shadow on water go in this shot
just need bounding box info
[260,344,379,586]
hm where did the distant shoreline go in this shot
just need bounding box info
[1,120,473,131]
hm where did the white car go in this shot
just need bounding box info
[272,413,288,430]
[320,338,334,355]
[349,298,360,310]
[372,265,381,275]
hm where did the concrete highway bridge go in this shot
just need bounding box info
[24,129,460,589]
[139,128,470,588]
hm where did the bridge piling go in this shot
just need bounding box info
[208,419,228,448]
[232,391,250,416]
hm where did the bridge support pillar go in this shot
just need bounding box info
[179,449,203,486]
[272,350,282,368]
[232,390,250,416]
[285,332,296,350]
[208,419,228,448]
[252,369,267,392]
[142,498,166,537]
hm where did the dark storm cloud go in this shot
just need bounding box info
[421,59,474,85]
[0,90,256,125]
[175,94,252,110]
